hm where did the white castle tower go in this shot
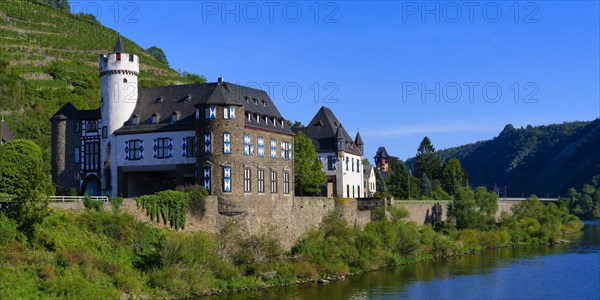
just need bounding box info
[99,36,139,196]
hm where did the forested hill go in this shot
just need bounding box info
[0,0,200,163]
[430,120,600,197]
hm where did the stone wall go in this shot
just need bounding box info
[48,198,522,249]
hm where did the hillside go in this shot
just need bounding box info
[0,0,199,164]
[427,120,600,197]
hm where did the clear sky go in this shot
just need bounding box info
[72,1,599,161]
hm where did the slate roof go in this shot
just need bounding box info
[113,81,294,135]
[50,102,100,121]
[295,106,362,156]
[114,36,125,53]
[374,147,390,159]
[1,117,15,142]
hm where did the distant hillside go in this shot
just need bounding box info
[0,0,199,163]
[421,120,600,197]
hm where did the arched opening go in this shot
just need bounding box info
[81,175,102,196]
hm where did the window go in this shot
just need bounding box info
[346,157,349,171]
[185,136,196,157]
[358,186,361,198]
[281,141,290,160]
[244,168,252,193]
[129,54,134,62]
[272,117,276,126]
[155,138,171,159]
[195,108,200,120]
[258,169,265,193]
[352,185,355,198]
[223,107,235,119]
[328,156,337,170]
[264,116,268,124]
[270,139,277,158]
[203,167,211,192]
[356,159,361,173]
[151,114,157,124]
[223,167,231,192]
[257,137,265,157]
[83,141,99,170]
[347,185,350,198]
[126,139,143,160]
[131,116,138,126]
[244,134,253,156]
[88,121,98,131]
[270,170,277,194]
[74,146,80,163]
[283,171,290,194]
[74,121,80,133]
[204,132,212,154]
[223,133,231,154]
[116,53,121,61]
[352,158,355,172]
[102,126,107,138]
[171,113,177,124]
[205,106,216,119]
[256,114,260,123]
[247,112,251,122]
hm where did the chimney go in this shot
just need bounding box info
[218,77,224,84]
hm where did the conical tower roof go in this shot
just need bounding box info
[114,36,125,53]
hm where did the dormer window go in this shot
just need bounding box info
[151,114,157,125]
[264,116,268,125]
[256,114,260,123]
[131,116,138,126]
[245,97,250,103]
[247,113,251,122]
[184,94,191,103]
[156,97,163,104]
[171,112,177,124]
[280,120,284,127]
[262,100,266,107]
[272,118,276,126]
[253,98,258,105]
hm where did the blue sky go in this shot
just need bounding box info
[72,1,599,161]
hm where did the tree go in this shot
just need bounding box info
[0,140,50,202]
[180,71,206,84]
[415,136,442,181]
[146,46,169,65]
[43,0,70,10]
[442,158,466,196]
[294,132,326,196]
[420,174,432,197]
[448,186,498,230]
[385,158,409,199]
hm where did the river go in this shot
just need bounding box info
[207,221,600,299]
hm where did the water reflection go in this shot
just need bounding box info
[204,223,600,300]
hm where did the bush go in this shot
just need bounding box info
[135,190,188,229]
[0,213,18,247]
[82,192,103,211]
[109,197,123,213]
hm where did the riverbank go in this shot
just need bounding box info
[0,197,582,299]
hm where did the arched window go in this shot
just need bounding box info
[171,112,177,124]
[151,114,157,125]
[131,115,138,126]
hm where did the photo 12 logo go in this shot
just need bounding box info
[201,1,339,23]
[70,1,140,23]
[401,1,539,23]
[401,81,539,103]
[233,81,340,103]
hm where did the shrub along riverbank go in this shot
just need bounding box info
[0,195,582,299]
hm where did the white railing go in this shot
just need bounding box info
[48,196,109,203]
[500,197,558,202]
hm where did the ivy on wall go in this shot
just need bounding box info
[135,190,189,230]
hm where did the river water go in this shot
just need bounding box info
[209,222,600,299]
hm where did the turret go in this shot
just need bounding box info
[100,36,139,196]
[354,131,364,154]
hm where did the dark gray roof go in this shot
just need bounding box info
[114,36,125,53]
[296,106,362,156]
[114,81,293,135]
[374,147,390,159]
[1,118,15,142]
[50,102,100,121]
[355,131,364,145]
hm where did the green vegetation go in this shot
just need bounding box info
[294,131,327,196]
[135,190,191,230]
[0,139,51,201]
[379,137,467,200]
[146,46,169,66]
[0,195,582,298]
[0,0,206,168]
[429,120,600,197]
[559,175,600,219]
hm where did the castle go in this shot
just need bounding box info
[51,38,294,214]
